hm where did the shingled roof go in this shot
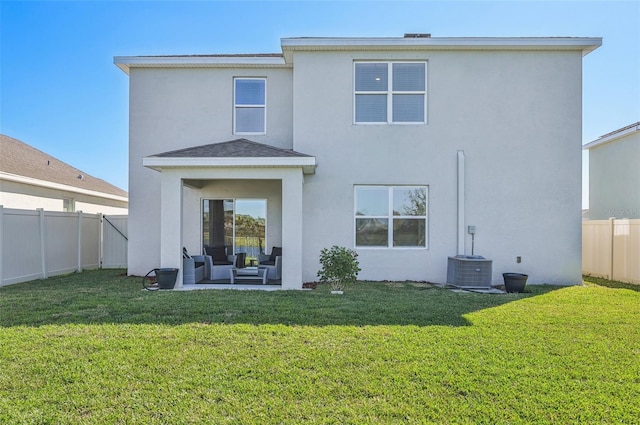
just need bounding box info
[0,134,127,198]
[150,139,312,158]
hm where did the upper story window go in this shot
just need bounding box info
[234,78,266,134]
[354,62,426,124]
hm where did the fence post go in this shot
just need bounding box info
[77,211,83,272]
[608,217,615,280]
[38,208,47,279]
[0,205,4,286]
[98,213,104,269]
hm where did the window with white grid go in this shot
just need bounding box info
[354,62,426,124]
[234,78,266,134]
[355,186,428,248]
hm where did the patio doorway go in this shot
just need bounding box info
[202,199,267,266]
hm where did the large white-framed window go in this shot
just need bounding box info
[202,198,267,266]
[354,186,428,248]
[234,78,266,134]
[354,62,427,124]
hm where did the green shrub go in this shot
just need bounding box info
[317,245,361,291]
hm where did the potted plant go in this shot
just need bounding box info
[503,272,528,293]
[317,245,361,294]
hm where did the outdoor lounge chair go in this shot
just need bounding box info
[204,245,237,281]
[258,246,282,281]
[182,248,209,285]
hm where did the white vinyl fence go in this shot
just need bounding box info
[0,207,128,287]
[583,219,640,284]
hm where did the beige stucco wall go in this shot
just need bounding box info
[127,48,585,286]
[293,49,584,285]
[588,130,640,219]
[128,68,292,276]
[0,180,128,215]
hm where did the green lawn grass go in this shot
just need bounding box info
[1,270,638,424]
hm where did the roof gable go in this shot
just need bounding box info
[150,139,312,159]
[144,139,316,174]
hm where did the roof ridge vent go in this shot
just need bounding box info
[404,33,431,38]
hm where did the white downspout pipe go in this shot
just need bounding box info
[457,151,465,256]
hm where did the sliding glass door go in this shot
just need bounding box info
[202,199,266,266]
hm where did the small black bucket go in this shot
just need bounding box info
[155,268,179,289]
[503,273,528,293]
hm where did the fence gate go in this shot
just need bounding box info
[102,215,128,269]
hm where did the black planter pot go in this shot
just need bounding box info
[156,268,179,289]
[503,273,528,293]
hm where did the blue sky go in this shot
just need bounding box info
[1,1,639,208]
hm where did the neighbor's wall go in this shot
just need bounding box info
[293,49,584,285]
[127,67,292,276]
[588,130,640,219]
[0,180,128,215]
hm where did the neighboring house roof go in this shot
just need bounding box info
[144,139,316,174]
[583,121,640,150]
[0,134,128,200]
[114,35,602,74]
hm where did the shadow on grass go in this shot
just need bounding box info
[583,275,640,292]
[0,269,561,328]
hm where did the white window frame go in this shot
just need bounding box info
[201,198,268,255]
[63,198,75,212]
[353,61,427,125]
[233,77,267,135]
[354,185,428,249]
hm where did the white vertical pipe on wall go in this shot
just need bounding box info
[457,151,465,256]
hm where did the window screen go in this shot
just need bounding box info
[234,78,266,134]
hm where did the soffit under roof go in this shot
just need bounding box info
[114,36,602,74]
[280,36,603,61]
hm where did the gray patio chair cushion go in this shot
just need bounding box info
[205,246,233,265]
[269,247,282,262]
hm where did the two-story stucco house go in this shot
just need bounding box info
[115,34,601,289]
[583,122,640,220]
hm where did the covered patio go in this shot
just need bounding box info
[142,139,316,290]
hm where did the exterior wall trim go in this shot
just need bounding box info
[281,36,602,61]
[143,157,317,174]
[583,122,640,150]
[114,55,288,74]
[0,172,128,203]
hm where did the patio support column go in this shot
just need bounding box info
[281,168,304,289]
[160,170,184,288]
